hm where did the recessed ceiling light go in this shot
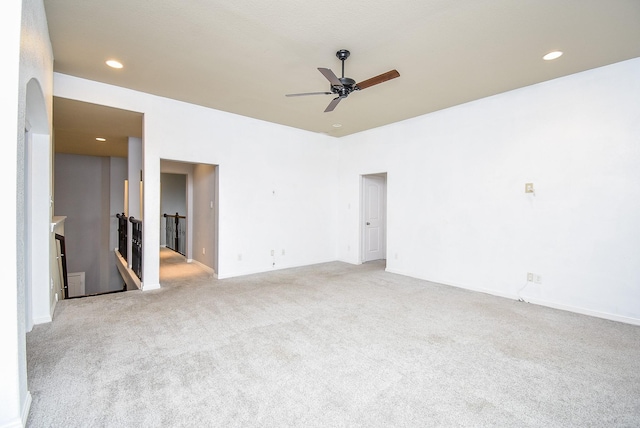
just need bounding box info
[96,137,106,142]
[332,123,342,128]
[543,51,563,61]
[106,59,123,69]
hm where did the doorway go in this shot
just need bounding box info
[361,173,387,263]
[160,160,219,276]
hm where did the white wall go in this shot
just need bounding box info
[337,57,640,324]
[127,137,143,272]
[30,131,53,323]
[109,157,127,290]
[161,173,187,219]
[1,1,24,425]
[192,164,217,270]
[127,137,142,219]
[53,74,340,287]
[4,0,54,426]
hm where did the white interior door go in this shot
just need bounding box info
[362,174,386,262]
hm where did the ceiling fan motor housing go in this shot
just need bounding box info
[333,77,356,97]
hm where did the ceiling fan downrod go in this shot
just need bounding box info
[336,49,350,78]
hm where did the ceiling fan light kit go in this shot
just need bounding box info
[286,49,400,112]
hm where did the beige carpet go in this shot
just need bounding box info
[26,248,640,427]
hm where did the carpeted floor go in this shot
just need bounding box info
[26,248,640,427]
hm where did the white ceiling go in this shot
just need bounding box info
[46,0,640,154]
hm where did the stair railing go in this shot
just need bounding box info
[116,213,128,259]
[129,216,143,280]
[163,212,186,255]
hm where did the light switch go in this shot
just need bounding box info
[525,183,534,193]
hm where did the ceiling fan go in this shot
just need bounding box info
[285,49,400,112]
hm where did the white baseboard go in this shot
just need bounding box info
[190,259,216,277]
[33,315,52,325]
[216,258,337,279]
[384,267,518,300]
[142,282,161,291]
[1,391,33,428]
[21,392,32,427]
[385,267,640,327]
[33,295,57,326]
[0,418,23,428]
[522,296,640,326]
[50,294,57,319]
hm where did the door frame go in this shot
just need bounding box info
[360,173,387,263]
[159,160,219,276]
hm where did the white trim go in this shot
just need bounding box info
[1,391,34,428]
[114,250,141,290]
[21,392,32,428]
[217,258,337,279]
[0,418,23,428]
[50,293,57,320]
[522,296,640,326]
[385,267,517,300]
[50,216,66,233]
[190,259,216,277]
[33,315,52,325]
[385,267,640,326]
[141,282,160,291]
[66,272,85,297]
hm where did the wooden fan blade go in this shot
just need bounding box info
[318,68,343,87]
[324,96,343,112]
[285,91,332,97]
[356,69,400,90]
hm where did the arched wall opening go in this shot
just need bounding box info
[17,77,51,425]
[23,79,53,330]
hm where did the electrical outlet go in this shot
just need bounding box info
[270,249,275,256]
[281,249,285,256]
[202,248,206,255]
[527,272,542,284]
[238,253,242,261]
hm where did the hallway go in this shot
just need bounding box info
[159,246,215,284]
